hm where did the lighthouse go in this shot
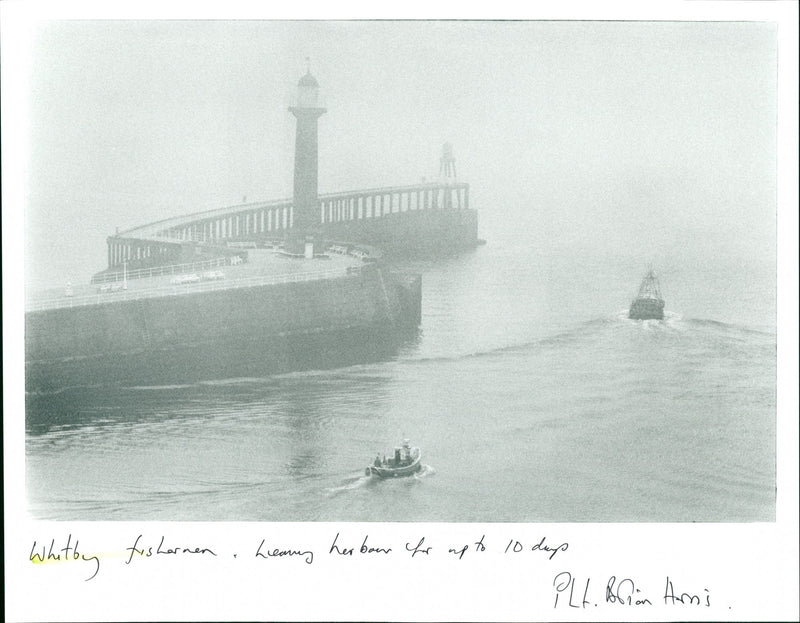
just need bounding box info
[288,68,327,257]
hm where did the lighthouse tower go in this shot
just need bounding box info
[288,68,327,257]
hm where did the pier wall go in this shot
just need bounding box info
[321,206,478,256]
[26,266,419,392]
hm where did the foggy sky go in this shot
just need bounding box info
[22,20,776,288]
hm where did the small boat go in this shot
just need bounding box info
[629,269,665,320]
[366,439,422,478]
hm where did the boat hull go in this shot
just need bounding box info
[366,448,421,478]
[629,298,665,320]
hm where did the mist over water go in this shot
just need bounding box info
[22,21,776,521]
[23,21,775,292]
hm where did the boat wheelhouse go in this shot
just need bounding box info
[366,439,422,478]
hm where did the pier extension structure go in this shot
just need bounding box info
[101,179,474,282]
[97,69,478,284]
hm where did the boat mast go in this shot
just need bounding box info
[637,269,662,300]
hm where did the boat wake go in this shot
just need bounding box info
[414,464,436,478]
[327,463,435,495]
[615,308,683,328]
[391,309,774,372]
[326,474,375,495]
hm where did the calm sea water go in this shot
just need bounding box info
[26,230,776,522]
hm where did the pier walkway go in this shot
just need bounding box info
[27,250,362,313]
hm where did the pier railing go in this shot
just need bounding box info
[106,181,471,270]
[27,266,363,313]
[91,256,239,284]
[115,182,469,241]
[117,197,294,241]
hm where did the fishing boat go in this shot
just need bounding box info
[629,269,665,320]
[366,439,422,478]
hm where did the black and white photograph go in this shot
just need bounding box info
[4,3,798,621]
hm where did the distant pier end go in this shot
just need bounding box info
[100,179,476,278]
